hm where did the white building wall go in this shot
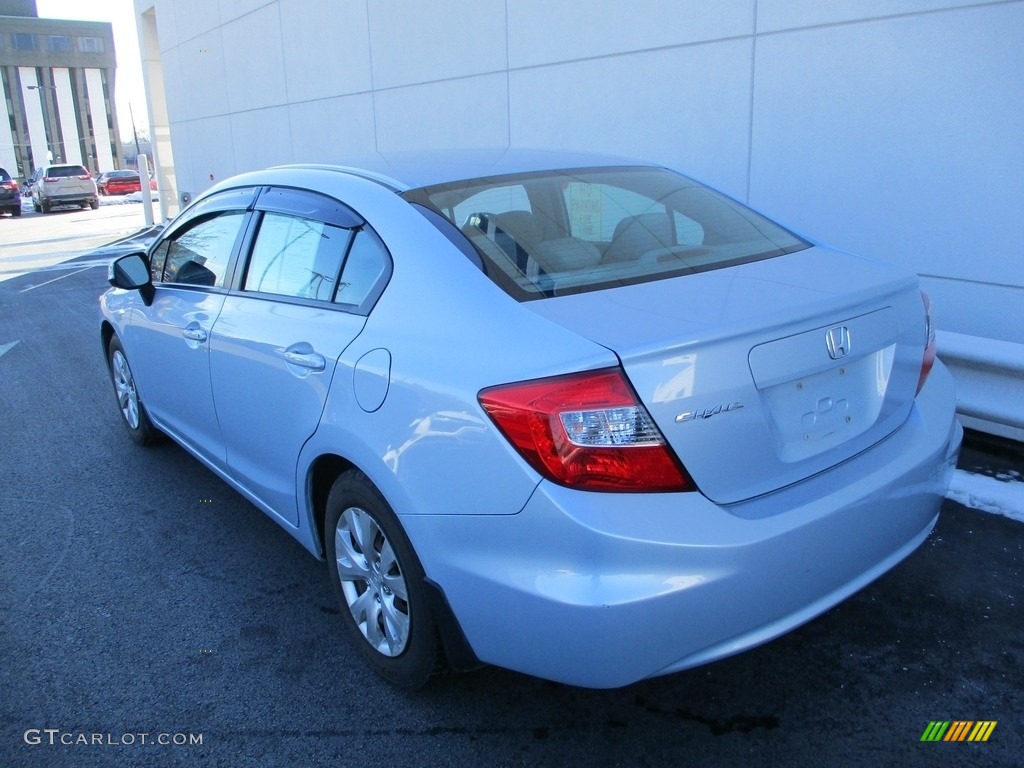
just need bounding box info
[84,69,115,172]
[0,78,17,172]
[52,69,83,166]
[18,67,50,167]
[137,0,1024,438]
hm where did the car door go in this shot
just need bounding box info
[208,187,391,526]
[124,187,257,468]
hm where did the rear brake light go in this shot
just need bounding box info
[917,291,937,394]
[479,368,694,492]
[77,174,92,180]
[44,176,58,182]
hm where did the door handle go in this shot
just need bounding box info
[283,350,326,371]
[182,328,207,342]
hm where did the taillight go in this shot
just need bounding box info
[479,368,694,492]
[77,174,92,180]
[44,176,58,182]
[917,291,937,394]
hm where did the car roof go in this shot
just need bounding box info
[273,148,659,192]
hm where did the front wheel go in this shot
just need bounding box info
[325,471,442,688]
[107,336,161,446]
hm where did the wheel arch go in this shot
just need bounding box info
[100,320,116,361]
[306,452,357,559]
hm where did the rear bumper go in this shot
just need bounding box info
[402,363,961,688]
[42,192,96,203]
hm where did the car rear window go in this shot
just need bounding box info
[404,166,809,300]
[0,168,11,181]
[47,165,89,178]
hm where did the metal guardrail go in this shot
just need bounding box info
[937,331,1024,440]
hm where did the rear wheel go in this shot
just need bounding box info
[325,471,442,688]
[41,199,51,214]
[107,336,161,446]
[89,199,99,210]
[10,207,20,217]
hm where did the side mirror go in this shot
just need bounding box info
[108,252,155,306]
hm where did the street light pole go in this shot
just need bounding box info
[129,103,142,166]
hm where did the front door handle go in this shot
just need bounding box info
[182,328,207,342]
[283,350,326,371]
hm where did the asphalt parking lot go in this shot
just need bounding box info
[0,250,1020,767]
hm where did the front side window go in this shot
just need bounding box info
[405,166,808,300]
[162,212,246,287]
[244,213,351,301]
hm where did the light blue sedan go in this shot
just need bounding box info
[100,150,962,689]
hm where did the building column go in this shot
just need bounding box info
[52,68,83,165]
[18,67,50,168]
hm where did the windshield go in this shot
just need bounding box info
[404,166,809,300]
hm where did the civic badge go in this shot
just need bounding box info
[826,326,851,359]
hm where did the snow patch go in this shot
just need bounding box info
[947,470,1024,522]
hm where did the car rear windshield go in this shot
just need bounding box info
[404,166,809,300]
[0,168,11,181]
[47,165,89,178]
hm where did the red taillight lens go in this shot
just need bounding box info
[44,176,58,182]
[479,368,694,492]
[77,174,92,180]
[917,291,937,394]
[1,180,17,190]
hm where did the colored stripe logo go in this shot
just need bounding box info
[921,721,997,742]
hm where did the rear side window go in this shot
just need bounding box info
[244,213,352,301]
[335,230,388,308]
[405,166,808,300]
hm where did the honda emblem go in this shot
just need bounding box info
[826,326,851,359]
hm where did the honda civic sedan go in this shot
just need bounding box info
[100,150,961,689]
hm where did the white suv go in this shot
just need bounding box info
[32,164,98,213]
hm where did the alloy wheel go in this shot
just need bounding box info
[333,506,411,656]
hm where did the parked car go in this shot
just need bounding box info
[32,163,98,213]
[0,167,20,216]
[100,151,961,689]
[97,170,142,195]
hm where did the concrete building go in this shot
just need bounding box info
[133,0,1023,441]
[0,0,123,178]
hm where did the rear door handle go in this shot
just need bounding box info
[283,350,326,371]
[182,328,207,342]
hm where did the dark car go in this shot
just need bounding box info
[0,167,21,217]
[97,170,142,196]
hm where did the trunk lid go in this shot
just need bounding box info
[525,246,927,504]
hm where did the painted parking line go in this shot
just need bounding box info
[0,340,20,360]
[17,264,102,293]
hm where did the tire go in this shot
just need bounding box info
[325,470,442,688]
[107,336,161,446]
[89,199,99,210]
[11,206,21,217]
[41,199,51,214]
[33,200,40,213]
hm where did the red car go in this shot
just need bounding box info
[97,170,143,195]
